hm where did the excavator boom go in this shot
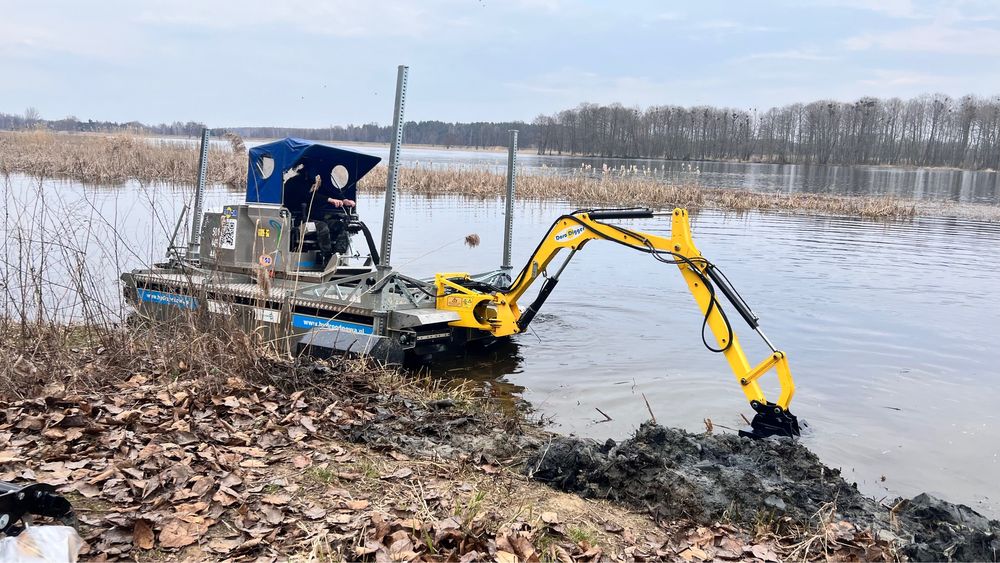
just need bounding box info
[434,207,800,438]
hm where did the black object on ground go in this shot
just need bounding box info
[0,481,75,536]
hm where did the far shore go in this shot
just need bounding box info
[10,128,999,173]
[3,129,998,221]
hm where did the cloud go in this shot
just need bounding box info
[858,69,948,87]
[734,49,838,63]
[844,23,1000,55]
[652,11,682,22]
[812,0,922,19]
[503,68,730,110]
[0,10,141,62]
[134,0,435,38]
[695,20,776,33]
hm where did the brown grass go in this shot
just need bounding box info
[0,129,245,187]
[358,165,921,219]
[4,130,996,220]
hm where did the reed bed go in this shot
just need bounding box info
[359,165,921,219]
[3,130,990,220]
[0,129,245,186]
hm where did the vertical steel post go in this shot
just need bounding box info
[373,65,408,337]
[502,129,518,271]
[379,65,408,273]
[188,127,210,257]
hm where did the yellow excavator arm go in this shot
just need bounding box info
[434,207,800,438]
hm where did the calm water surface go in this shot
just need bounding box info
[3,173,999,518]
[325,142,1000,204]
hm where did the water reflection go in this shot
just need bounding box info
[310,142,1000,205]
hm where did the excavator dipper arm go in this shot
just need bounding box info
[434,207,800,438]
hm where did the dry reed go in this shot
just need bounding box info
[0,129,245,187]
[4,130,995,220]
[358,165,922,219]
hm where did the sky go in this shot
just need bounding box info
[2,0,999,127]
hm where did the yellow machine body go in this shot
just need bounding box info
[433,208,798,435]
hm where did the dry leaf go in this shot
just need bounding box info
[384,467,413,480]
[133,519,154,550]
[303,506,327,520]
[751,544,779,562]
[262,504,284,525]
[158,518,203,549]
[261,493,292,505]
[679,546,708,561]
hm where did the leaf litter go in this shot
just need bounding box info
[2,349,990,561]
[0,355,769,561]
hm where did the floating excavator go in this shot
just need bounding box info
[121,66,800,438]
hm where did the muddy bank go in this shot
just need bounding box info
[2,328,994,561]
[5,345,763,561]
[528,423,1000,561]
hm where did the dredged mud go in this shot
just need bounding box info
[324,354,997,562]
[527,423,999,562]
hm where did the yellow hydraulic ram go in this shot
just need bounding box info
[434,207,800,438]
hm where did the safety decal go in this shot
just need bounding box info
[258,254,274,267]
[254,308,280,324]
[291,314,373,334]
[206,300,232,315]
[138,289,197,310]
[445,296,473,309]
[223,206,238,218]
[257,228,271,238]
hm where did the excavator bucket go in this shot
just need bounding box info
[739,401,802,439]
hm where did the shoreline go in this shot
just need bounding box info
[17,129,998,173]
[4,130,999,221]
[1,322,996,560]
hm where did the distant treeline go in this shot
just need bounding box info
[0,110,208,137]
[5,93,1000,169]
[532,95,1000,169]
[225,121,532,150]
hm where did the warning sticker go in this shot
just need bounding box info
[254,308,280,324]
[445,296,473,309]
[207,300,232,315]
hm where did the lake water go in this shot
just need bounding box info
[3,158,999,519]
[321,142,1000,205]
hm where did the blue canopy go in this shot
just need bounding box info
[246,138,382,209]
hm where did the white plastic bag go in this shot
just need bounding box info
[0,526,82,562]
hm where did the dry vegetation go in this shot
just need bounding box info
[0,317,891,561]
[4,129,991,220]
[0,130,244,187]
[358,166,922,219]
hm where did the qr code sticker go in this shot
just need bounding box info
[220,218,237,250]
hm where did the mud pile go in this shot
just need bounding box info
[528,423,999,562]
